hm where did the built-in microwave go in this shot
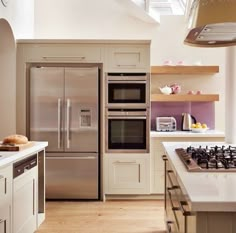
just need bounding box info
[106,73,150,109]
[106,109,150,153]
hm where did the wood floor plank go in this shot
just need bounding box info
[36,200,166,233]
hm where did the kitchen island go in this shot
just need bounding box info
[162,141,236,233]
[0,141,48,233]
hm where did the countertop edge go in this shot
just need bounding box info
[0,141,48,168]
[151,130,225,138]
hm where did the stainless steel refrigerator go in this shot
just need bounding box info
[29,66,99,199]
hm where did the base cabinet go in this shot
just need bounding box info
[0,165,12,233]
[13,167,37,233]
[163,154,236,233]
[0,205,11,233]
[105,154,150,194]
[151,136,225,195]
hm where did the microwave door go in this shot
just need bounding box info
[29,67,64,152]
[64,67,99,152]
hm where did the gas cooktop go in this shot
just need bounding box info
[175,145,236,172]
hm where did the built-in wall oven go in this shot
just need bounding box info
[106,73,150,109]
[106,109,150,153]
[105,72,150,153]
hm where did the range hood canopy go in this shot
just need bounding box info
[184,0,236,47]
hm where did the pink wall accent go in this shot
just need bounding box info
[151,102,215,131]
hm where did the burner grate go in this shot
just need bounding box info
[175,146,236,172]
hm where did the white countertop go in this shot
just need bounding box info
[0,141,48,168]
[162,141,236,212]
[151,130,225,138]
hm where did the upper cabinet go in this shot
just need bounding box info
[151,65,219,75]
[106,45,150,72]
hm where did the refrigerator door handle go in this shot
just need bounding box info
[57,98,62,149]
[66,98,71,149]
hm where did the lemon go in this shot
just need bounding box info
[202,123,207,128]
[195,124,202,128]
[191,123,196,128]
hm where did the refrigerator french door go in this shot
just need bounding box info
[29,66,99,199]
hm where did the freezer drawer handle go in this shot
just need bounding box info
[58,98,62,149]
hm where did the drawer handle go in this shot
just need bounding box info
[166,221,174,233]
[42,56,86,60]
[179,201,195,216]
[115,161,137,164]
[162,155,168,161]
[167,185,180,190]
[167,170,174,173]
[117,64,137,67]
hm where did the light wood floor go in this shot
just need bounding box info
[36,200,166,233]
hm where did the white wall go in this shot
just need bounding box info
[0,0,34,137]
[0,0,34,38]
[34,0,226,131]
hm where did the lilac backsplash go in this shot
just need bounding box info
[151,102,215,131]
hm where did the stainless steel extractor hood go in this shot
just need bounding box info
[184,0,236,47]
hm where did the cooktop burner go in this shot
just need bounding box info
[175,145,236,172]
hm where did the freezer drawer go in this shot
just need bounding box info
[45,153,99,199]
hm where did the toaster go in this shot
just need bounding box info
[156,117,177,132]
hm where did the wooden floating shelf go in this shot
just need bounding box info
[151,94,219,102]
[151,66,219,75]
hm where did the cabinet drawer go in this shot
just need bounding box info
[23,44,102,62]
[107,46,149,72]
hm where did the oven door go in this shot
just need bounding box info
[106,73,150,108]
[106,111,149,153]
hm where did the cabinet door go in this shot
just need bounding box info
[107,46,150,72]
[0,166,12,201]
[13,167,37,233]
[0,204,11,233]
[107,156,149,194]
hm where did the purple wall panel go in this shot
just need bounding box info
[151,102,215,131]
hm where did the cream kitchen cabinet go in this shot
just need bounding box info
[106,45,150,72]
[150,133,225,195]
[17,43,102,63]
[0,165,12,233]
[105,154,150,194]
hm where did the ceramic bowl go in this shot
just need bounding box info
[191,128,209,133]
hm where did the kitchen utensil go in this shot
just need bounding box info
[181,113,197,131]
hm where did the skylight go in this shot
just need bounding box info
[132,0,187,15]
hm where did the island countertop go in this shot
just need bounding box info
[162,141,236,212]
[0,141,48,167]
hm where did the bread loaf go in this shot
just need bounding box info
[2,134,28,145]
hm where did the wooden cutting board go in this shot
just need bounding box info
[0,141,34,151]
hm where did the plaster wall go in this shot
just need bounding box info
[34,0,226,131]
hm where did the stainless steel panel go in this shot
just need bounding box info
[30,67,64,152]
[64,67,99,152]
[45,153,98,199]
